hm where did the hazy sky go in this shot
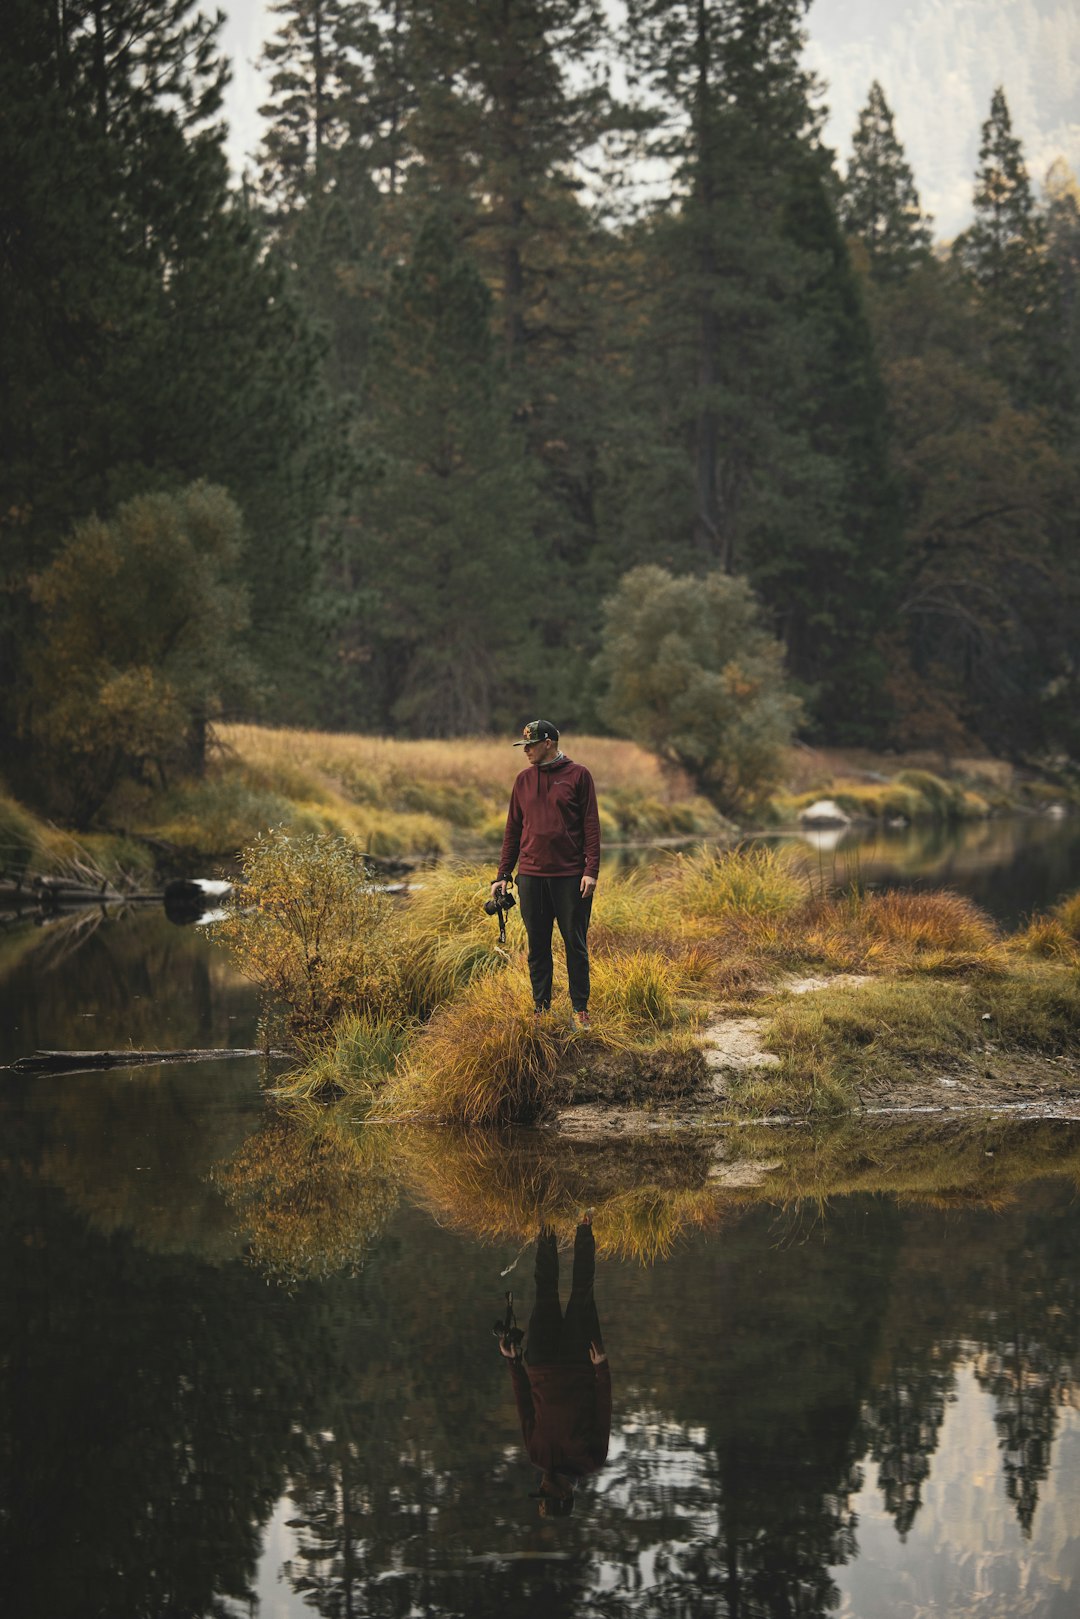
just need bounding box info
[216,0,1080,240]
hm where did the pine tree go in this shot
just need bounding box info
[407,0,611,372]
[0,0,335,763]
[334,213,539,733]
[953,88,1067,424]
[616,0,898,737]
[624,0,824,567]
[954,87,1043,294]
[841,81,932,282]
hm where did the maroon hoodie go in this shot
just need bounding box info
[508,1358,611,1478]
[497,756,601,881]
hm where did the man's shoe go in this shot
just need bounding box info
[574,1009,590,1030]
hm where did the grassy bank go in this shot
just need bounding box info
[208,827,1080,1127]
[5,727,1073,882]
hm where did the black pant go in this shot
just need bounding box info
[516,873,592,1012]
[526,1224,603,1366]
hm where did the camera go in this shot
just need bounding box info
[484,889,517,917]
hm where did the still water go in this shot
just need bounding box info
[2,816,1080,1619]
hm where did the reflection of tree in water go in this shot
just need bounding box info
[559,1197,902,1618]
[970,1197,1080,1538]
[0,907,256,1058]
[857,1187,1080,1542]
[0,1171,349,1619]
[976,1339,1061,1537]
[212,1110,401,1284]
[860,1352,956,1538]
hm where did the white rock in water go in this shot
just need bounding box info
[798,798,852,827]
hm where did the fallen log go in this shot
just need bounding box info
[7,1046,283,1076]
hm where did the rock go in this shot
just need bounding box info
[798,798,852,827]
[700,1016,781,1080]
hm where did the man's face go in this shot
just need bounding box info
[523,736,559,766]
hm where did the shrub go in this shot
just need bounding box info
[212,829,403,1053]
[25,483,256,822]
[593,565,801,813]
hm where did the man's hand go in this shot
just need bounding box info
[491,879,508,900]
[589,1342,607,1366]
[499,1338,522,1360]
[580,875,597,899]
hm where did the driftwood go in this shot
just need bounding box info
[0,875,163,908]
[7,1046,280,1076]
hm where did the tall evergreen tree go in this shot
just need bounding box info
[625,0,824,569]
[407,0,611,373]
[334,213,539,733]
[954,87,1043,295]
[841,81,932,282]
[259,0,358,208]
[0,0,334,766]
[616,0,898,736]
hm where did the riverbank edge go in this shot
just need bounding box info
[4,730,1078,884]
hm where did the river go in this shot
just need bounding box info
[2,815,1080,1618]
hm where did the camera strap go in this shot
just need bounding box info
[496,877,514,944]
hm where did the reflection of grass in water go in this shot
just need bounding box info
[212,1108,401,1285]
[725,1116,1080,1207]
[212,1102,1080,1279]
[397,1128,724,1263]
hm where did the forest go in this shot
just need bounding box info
[2,0,1079,821]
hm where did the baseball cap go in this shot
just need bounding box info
[513,719,560,747]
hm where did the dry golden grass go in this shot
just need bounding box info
[217,722,691,802]
[669,842,809,919]
[795,888,1002,975]
[381,940,701,1126]
[1054,889,1080,940]
[1010,915,1080,963]
[384,973,578,1125]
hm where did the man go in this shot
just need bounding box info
[491,719,600,1026]
[498,1215,610,1518]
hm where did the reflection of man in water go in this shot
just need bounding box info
[499,1215,610,1516]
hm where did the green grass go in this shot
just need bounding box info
[741,966,1080,1118]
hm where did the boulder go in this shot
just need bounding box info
[798,798,852,828]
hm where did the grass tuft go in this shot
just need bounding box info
[670,844,809,920]
[274,1012,412,1103]
[1054,888,1080,941]
[385,973,577,1125]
